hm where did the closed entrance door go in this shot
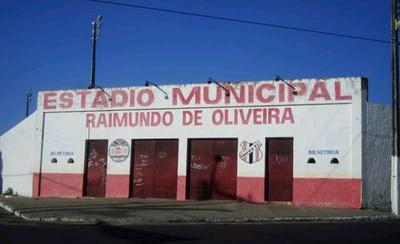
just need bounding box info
[131,139,178,199]
[84,140,108,197]
[265,138,293,201]
[188,139,237,200]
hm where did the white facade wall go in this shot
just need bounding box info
[36,78,363,180]
[0,111,39,196]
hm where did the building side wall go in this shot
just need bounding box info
[0,112,38,196]
[362,103,391,209]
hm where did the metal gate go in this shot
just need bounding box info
[265,138,293,201]
[84,140,108,197]
[131,139,178,199]
[188,139,237,200]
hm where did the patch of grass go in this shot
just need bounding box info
[3,187,13,196]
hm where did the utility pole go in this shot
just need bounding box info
[25,89,32,118]
[88,15,103,89]
[391,0,400,215]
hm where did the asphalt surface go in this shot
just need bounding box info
[1,208,400,243]
[0,196,393,224]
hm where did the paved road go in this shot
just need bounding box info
[1,209,400,243]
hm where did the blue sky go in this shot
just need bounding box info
[0,0,392,134]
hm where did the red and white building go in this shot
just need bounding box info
[0,77,371,208]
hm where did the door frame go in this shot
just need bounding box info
[264,137,294,202]
[83,139,108,197]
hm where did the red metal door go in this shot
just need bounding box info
[188,139,237,200]
[211,139,237,199]
[132,140,156,198]
[131,140,178,199]
[266,138,293,201]
[188,140,214,200]
[154,140,178,199]
[85,140,108,197]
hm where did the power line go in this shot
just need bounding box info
[88,0,391,44]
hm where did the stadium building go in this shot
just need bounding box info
[0,77,392,209]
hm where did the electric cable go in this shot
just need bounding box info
[88,0,391,44]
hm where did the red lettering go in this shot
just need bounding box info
[194,110,203,126]
[162,111,174,126]
[43,92,57,109]
[151,112,161,126]
[182,110,202,126]
[86,113,96,127]
[335,81,352,100]
[288,82,307,102]
[204,87,222,104]
[268,108,280,124]
[212,109,223,125]
[113,113,127,127]
[239,109,252,124]
[225,85,246,104]
[76,91,90,108]
[137,89,154,107]
[129,89,136,107]
[263,109,268,124]
[97,113,108,127]
[59,92,73,109]
[92,91,109,108]
[224,109,232,125]
[108,113,113,126]
[279,83,285,102]
[253,108,262,124]
[256,84,275,103]
[281,107,294,124]
[172,87,200,106]
[129,112,138,127]
[182,111,193,126]
[111,90,128,107]
[309,81,331,101]
[139,112,150,126]
[248,84,254,103]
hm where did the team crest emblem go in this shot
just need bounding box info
[239,140,263,164]
[109,139,130,162]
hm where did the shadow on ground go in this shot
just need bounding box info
[96,222,199,243]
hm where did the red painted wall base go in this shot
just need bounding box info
[33,172,83,198]
[177,176,186,200]
[236,177,361,208]
[293,178,361,208]
[106,174,130,198]
[237,177,264,203]
[32,173,362,208]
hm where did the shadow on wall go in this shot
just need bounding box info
[0,151,3,193]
